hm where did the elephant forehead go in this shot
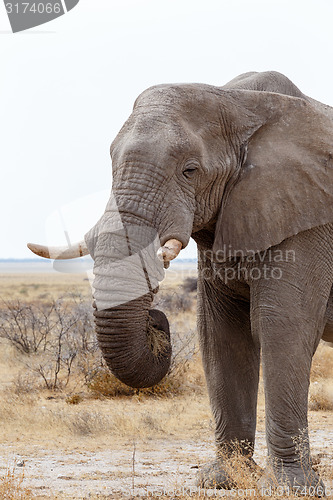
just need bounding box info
[113,113,219,166]
[135,82,218,110]
[118,137,193,161]
[113,125,199,167]
[127,115,188,143]
[133,85,223,131]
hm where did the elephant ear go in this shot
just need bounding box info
[213,90,333,258]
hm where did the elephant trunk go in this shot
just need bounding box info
[94,294,171,388]
[86,220,176,388]
[26,209,184,388]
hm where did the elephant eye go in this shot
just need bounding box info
[183,165,198,179]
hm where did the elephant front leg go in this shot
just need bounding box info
[251,276,328,495]
[196,275,260,489]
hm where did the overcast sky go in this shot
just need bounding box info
[1,0,333,260]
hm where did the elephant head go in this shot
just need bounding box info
[28,73,333,388]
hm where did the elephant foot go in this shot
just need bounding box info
[197,456,261,489]
[258,462,326,497]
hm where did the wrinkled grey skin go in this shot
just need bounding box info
[85,71,333,492]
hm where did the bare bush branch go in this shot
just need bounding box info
[1,297,97,390]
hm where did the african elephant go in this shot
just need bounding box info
[28,71,333,492]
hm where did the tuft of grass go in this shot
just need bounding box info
[157,291,194,312]
[88,368,136,398]
[11,372,38,396]
[182,277,197,293]
[309,342,333,411]
[309,385,333,411]
[62,409,108,436]
[215,443,260,491]
[311,342,333,381]
[0,466,33,500]
[198,443,332,500]
[87,365,191,399]
[146,320,170,358]
[66,393,83,405]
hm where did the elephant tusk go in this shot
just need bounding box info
[27,240,89,260]
[157,239,182,268]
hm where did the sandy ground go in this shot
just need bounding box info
[0,269,332,498]
[1,412,332,499]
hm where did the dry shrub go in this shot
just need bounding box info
[310,342,333,411]
[88,364,189,399]
[2,280,200,400]
[156,275,197,313]
[0,296,99,391]
[0,466,33,500]
[66,393,83,405]
[88,319,201,399]
[309,383,333,411]
[61,409,108,436]
[37,404,108,437]
[11,372,38,396]
[157,291,194,312]
[37,403,164,438]
[311,342,333,382]
[88,368,136,398]
[182,277,197,293]
[215,443,260,491]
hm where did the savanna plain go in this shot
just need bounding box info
[0,263,332,499]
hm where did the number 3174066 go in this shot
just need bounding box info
[5,3,62,14]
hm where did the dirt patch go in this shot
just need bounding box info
[1,422,332,499]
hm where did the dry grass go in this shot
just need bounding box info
[0,466,33,500]
[88,366,189,399]
[309,383,333,411]
[78,450,333,500]
[0,391,212,445]
[0,268,331,499]
[88,350,204,400]
[0,268,207,450]
[0,273,91,302]
[310,342,333,411]
[311,342,333,381]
